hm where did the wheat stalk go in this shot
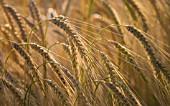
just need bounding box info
[124,0,148,32]
[29,43,67,86]
[4,5,27,42]
[99,50,142,106]
[110,40,148,83]
[0,77,24,105]
[30,43,90,106]
[126,25,170,82]
[49,15,88,62]
[0,0,18,38]
[11,42,44,93]
[28,0,44,39]
[44,79,71,106]
[105,81,131,106]
[99,0,124,37]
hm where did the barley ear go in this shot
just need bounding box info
[126,25,170,82]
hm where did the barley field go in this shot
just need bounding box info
[0,0,170,106]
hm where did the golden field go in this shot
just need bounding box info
[0,0,170,106]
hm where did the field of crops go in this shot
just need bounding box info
[0,0,170,106]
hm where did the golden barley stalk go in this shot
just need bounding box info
[4,5,27,42]
[0,77,24,105]
[126,25,170,82]
[11,42,44,93]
